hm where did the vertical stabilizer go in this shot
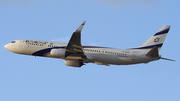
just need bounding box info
[131,25,171,52]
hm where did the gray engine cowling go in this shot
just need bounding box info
[50,49,66,58]
[65,60,84,67]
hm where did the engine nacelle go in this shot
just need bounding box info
[50,49,66,58]
[65,60,84,67]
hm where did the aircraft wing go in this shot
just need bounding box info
[65,21,87,60]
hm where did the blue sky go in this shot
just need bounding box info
[1,0,180,101]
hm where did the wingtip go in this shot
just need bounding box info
[82,21,86,25]
[75,21,86,33]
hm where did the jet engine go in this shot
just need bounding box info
[50,49,66,58]
[65,60,84,67]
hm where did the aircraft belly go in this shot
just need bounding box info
[88,53,127,65]
[117,56,133,65]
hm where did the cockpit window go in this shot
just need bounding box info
[25,40,29,42]
[11,41,16,43]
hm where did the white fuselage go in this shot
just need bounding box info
[4,39,158,66]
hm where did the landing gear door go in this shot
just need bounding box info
[131,52,135,60]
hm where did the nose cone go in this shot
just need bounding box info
[4,43,19,53]
[4,44,9,50]
[4,43,12,52]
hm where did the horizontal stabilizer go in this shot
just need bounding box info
[146,46,159,57]
[159,57,175,61]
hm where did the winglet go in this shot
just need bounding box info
[76,21,86,33]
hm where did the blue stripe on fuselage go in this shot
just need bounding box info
[32,47,66,56]
[32,44,163,56]
[32,46,111,56]
[131,43,163,49]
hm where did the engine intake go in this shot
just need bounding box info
[65,60,84,67]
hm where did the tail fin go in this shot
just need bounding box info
[131,25,171,52]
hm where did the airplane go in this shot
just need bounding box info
[4,21,175,67]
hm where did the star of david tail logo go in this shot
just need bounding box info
[154,37,160,43]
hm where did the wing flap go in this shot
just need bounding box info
[73,49,83,53]
[65,56,83,60]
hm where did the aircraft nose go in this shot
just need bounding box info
[4,43,18,53]
[4,44,10,50]
[4,44,7,49]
